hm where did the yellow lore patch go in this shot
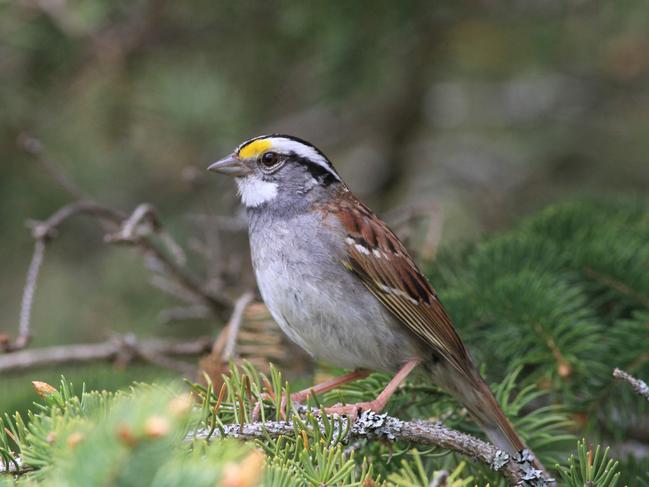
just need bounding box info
[238,139,272,159]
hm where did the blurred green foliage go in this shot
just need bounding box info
[2,2,649,481]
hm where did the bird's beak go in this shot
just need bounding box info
[207,154,250,177]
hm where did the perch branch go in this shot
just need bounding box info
[192,410,549,486]
[613,368,649,403]
[0,404,549,485]
[0,335,213,374]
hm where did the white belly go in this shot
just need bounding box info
[249,215,422,372]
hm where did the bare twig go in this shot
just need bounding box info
[221,292,255,361]
[613,368,649,403]
[13,239,45,351]
[8,136,234,353]
[18,133,88,200]
[0,335,213,374]
[192,410,550,486]
[28,200,125,236]
[105,203,232,314]
[158,305,211,324]
[3,201,126,353]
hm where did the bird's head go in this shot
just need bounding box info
[208,135,342,209]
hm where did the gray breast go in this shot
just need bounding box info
[247,209,423,372]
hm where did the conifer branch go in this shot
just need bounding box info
[193,410,550,486]
[613,368,649,403]
[583,267,649,309]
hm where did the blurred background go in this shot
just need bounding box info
[2,1,649,414]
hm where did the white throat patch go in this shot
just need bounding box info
[236,176,278,208]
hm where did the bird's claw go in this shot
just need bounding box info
[323,401,377,421]
[252,391,312,421]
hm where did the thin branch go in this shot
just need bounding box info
[158,305,211,324]
[192,410,550,486]
[3,201,126,353]
[613,368,649,403]
[28,200,125,237]
[9,136,235,353]
[221,292,254,361]
[18,133,88,200]
[13,239,45,351]
[0,335,213,374]
[105,204,232,313]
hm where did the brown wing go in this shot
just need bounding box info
[327,191,476,380]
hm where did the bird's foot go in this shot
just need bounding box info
[323,401,380,421]
[251,390,314,421]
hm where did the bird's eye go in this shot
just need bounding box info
[260,151,280,167]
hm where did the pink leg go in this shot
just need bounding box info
[252,369,369,420]
[325,358,421,418]
[291,369,370,402]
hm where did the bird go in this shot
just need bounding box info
[208,134,542,469]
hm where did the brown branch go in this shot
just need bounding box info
[1,409,547,484]
[12,239,45,351]
[18,133,88,201]
[158,305,211,324]
[104,203,232,313]
[613,368,649,403]
[7,135,234,353]
[192,410,550,486]
[0,335,213,374]
[221,292,255,361]
[3,201,126,353]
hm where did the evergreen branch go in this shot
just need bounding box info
[613,368,649,403]
[583,267,649,310]
[0,335,212,374]
[0,456,28,475]
[193,410,551,486]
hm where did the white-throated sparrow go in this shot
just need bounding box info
[209,134,542,469]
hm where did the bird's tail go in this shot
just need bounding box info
[433,364,547,476]
[459,376,548,475]
[469,380,526,453]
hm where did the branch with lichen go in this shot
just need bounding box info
[193,410,549,486]
[1,406,548,485]
[613,368,649,403]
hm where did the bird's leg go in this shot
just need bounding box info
[324,358,421,419]
[251,369,369,420]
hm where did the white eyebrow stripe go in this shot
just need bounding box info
[264,137,341,181]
